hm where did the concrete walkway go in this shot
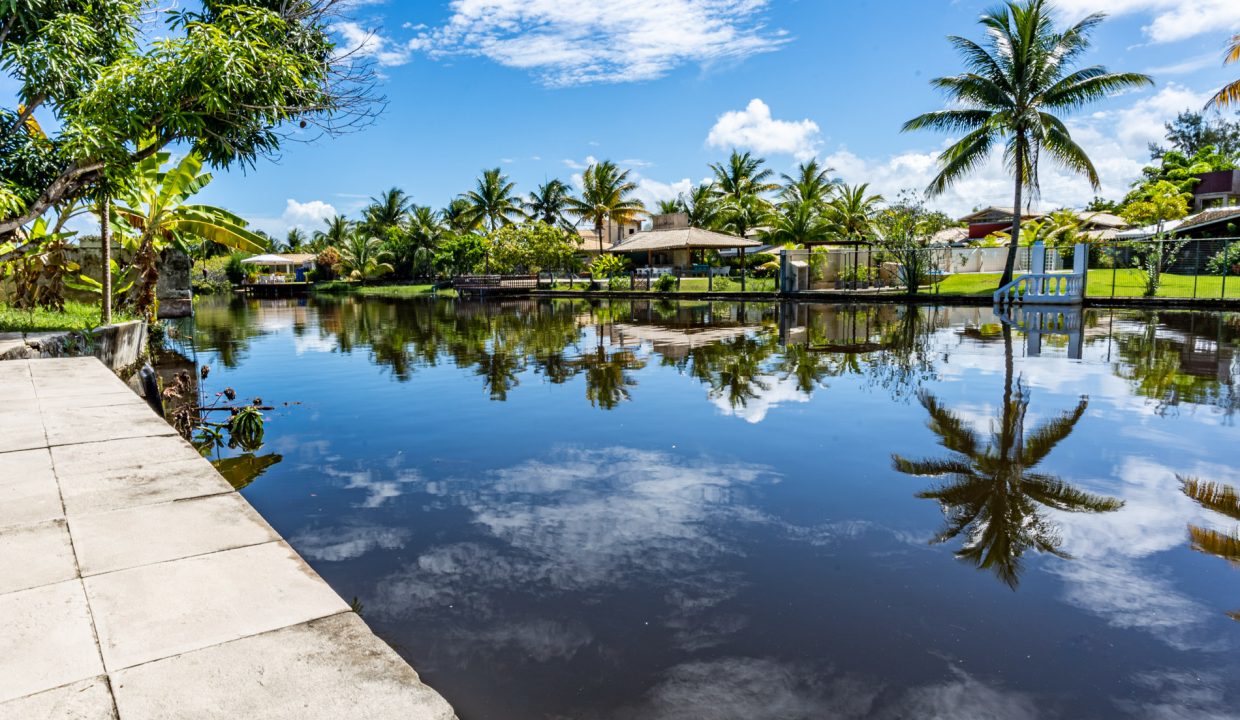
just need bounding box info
[0,358,456,719]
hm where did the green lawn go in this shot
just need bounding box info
[0,301,133,333]
[314,282,457,299]
[931,270,1240,300]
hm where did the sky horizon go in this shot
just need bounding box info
[15,0,1240,238]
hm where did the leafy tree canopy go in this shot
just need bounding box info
[1149,111,1240,160]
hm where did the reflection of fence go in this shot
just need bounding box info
[454,275,540,299]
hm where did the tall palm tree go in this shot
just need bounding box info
[442,198,480,234]
[565,160,646,253]
[656,199,683,215]
[284,228,307,252]
[710,150,777,238]
[825,183,884,239]
[460,168,524,232]
[314,215,353,250]
[904,0,1151,286]
[779,160,836,208]
[525,179,574,229]
[1211,34,1240,108]
[1180,476,1240,621]
[762,201,833,248]
[682,183,722,229]
[892,326,1124,588]
[362,187,411,236]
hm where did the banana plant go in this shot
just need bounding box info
[113,149,267,318]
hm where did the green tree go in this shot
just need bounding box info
[313,214,353,251]
[762,201,833,248]
[566,160,646,253]
[893,327,1124,588]
[489,222,578,274]
[710,150,777,238]
[824,183,883,239]
[460,168,524,232]
[779,160,836,208]
[442,198,480,234]
[284,228,307,252]
[1127,146,1237,203]
[682,183,722,229]
[113,150,265,317]
[904,0,1152,286]
[656,199,683,214]
[1211,34,1240,109]
[1149,111,1240,159]
[525,179,574,229]
[1121,180,1191,230]
[336,235,394,282]
[1,0,376,240]
[433,233,487,276]
[362,187,411,236]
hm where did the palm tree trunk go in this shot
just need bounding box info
[100,195,112,325]
[1001,140,1025,287]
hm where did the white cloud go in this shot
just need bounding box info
[823,83,1213,216]
[416,0,787,86]
[282,198,338,229]
[331,21,425,68]
[707,99,822,161]
[1054,0,1240,43]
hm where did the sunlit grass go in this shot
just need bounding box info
[0,301,134,332]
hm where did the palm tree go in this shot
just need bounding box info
[565,160,646,253]
[1180,476,1240,621]
[825,183,883,239]
[710,150,777,238]
[362,187,411,236]
[442,198,480,234]
[336,234,394,282]
[1210,34,1240,108]
[682,183,722,229]
[762,201,833,248]
[460,168,524,232]
[656,199,684,215]
[904,0,1151,286]
[892,326,1124,588]
[314,215,353,250]
[779,160,836,208]
[405,205,445,276]
[525,179,574,229]
[284,228,307,252]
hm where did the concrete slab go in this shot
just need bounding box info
[111,613,456,720]
[38,390,147,411]
[84,541,349,671]
[0,580,104,704]
[57,456,234,517]
[0,408,48,453]
[0,448,63,529]
[28,361,121,399]
[71,493,280,576]
[42,402,176,447]
[0,519,78,595]
[0,676,117,720]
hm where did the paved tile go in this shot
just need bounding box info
[53,436,233,516]
[72,494,280,576]
[38,390,147,411]
[0,408,47,453]
[111,613,455,720]
[43,402,176,447]
[28,359,120,399]
[84,541,349,671]
[0,449,63,529]
[0,519,78,595]
[0,676,116,720]
[0,580,104,704]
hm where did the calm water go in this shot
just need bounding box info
[177,296,1240,720]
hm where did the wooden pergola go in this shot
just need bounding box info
[608,227,764,291]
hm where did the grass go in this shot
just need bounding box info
[313,281,456,298]
[0,301,135,333]
[548,276,778,293]
[935,270,1240,299]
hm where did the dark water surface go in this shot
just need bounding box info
[179,297,1240,719]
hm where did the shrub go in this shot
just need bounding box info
[1206,243,1240,276]
[654,274,678,292]
[589,254,628,279]
[224,253,247,285]
[316,247,341,280]
[711,276,733,291]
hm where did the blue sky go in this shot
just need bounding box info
[17,1,1240,235]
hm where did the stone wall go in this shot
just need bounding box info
[0,320,148,370]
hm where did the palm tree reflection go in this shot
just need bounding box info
[893,328,1124,588]
[1180,476,1240,622]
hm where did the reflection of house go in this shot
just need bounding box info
[958,207,1127,242]
[1192,170,1240,211]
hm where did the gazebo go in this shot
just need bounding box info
[240,254,312,282]
[608,222,764,290]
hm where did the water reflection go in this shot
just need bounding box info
[181,296,1240,720]
[1181,476,1240,622]
[893,326,1125,588]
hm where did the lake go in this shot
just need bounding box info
[173,296,1240,720]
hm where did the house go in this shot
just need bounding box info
[958,207,1127,242]
[1117,206,1240,241]
[1191,170,1240,211]
[574,219,643,255]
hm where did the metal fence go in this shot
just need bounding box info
[1083,237,1240,300]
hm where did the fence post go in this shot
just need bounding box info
[1224,238,1232,300]
[1110,245,1118,299]
[1193,240,1200,299]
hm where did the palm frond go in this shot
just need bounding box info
[1020,396,1088,466]
[1180,476,1240,521]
